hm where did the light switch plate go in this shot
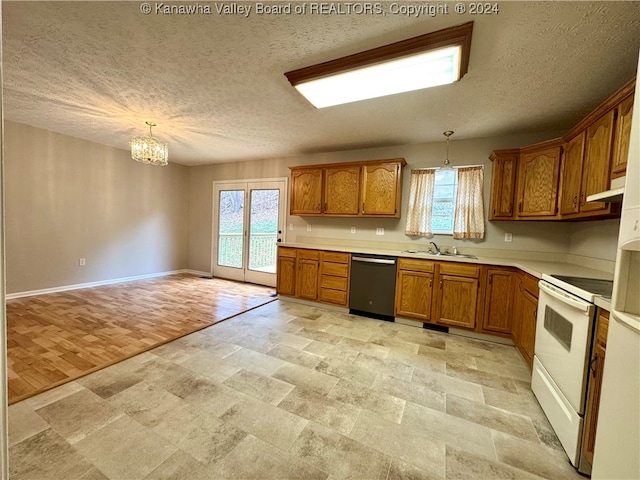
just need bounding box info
[289,223,294,231]
[307,224,312,232]
[504,233,513,243]
[376,228,384,236]
[350,226,356,234]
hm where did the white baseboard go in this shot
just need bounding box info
[5,269,208,300]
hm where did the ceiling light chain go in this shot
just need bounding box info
[130,121,169,166]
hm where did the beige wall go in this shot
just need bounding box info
[4,121,189,294]
[568,218,620,262]
[188,131,580,273]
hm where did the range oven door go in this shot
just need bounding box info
[534,280,595,414]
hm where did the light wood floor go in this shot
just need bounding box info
[6,274,275,404]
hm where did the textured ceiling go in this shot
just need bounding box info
[3,1,640,166]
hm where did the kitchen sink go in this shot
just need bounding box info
[401,250,477,259]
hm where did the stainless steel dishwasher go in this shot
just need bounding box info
[349,254,397,321]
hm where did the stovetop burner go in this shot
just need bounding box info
[549,275,614,299]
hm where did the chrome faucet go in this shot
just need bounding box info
[429,241,440,254]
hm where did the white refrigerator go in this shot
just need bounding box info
[592,51,640,479]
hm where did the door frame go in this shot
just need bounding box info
[210,177,288,286]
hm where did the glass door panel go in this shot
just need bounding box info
[217,189,245,269]
[248,189,280,275]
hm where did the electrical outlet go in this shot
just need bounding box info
[306,224,312,232]
[350,226,356,234]
[376,228,384,236]
[289,223,294,231]
[79,258,86,266]
[504,233,513,243]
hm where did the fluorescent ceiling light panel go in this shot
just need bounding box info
[285,21,473,109]
[295,46,461,108]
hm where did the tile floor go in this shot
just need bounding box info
[9,300,584,480]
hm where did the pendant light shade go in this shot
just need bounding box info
[130,121,168,166]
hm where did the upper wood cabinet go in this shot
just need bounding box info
[489,150,519,220]
[559,132,586,216]
[290,168,322,215]
[581,110,615,214]
[611,94,634,179]
[289,158,406,218]
[324,165,360,215]
[489,77,634,223]
[516,140,563,219]
[362,162,402,216]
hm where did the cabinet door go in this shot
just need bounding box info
[296,255,319,300]
[583,341,606,465]
[559,132,585,216]
[511,276,524,345]
[489,153,518,219]
[611,95,634,179]
[290,168,322,215]
[483,269,516,334]
[581,110,615,213]
[324,165,360,215]
[435,275,478,329]
[395,270,434,321]
[361,162,401,216]
[517,147,561,217]
[519,290,538,368]
[276,256,296,296]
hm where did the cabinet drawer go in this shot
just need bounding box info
[278,247,297,258]
[398,258,435,273]
[439,262,480,278]
[321,275,348,291]
[322,251,350,264]
[319,288,348,306]
[597,310,609,346]
[321,262,349,277]
[522,273,540,297]
[297,249,320,261]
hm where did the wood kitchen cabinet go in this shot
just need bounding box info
[276,247,297,296]
[611,94,634,179]
[580,110,616,215]
[516,140,563,219]
[324,165,360,215]
[434,263,481,329]
[512,272,539,369]
[583,309,609,467]
[319,251,350,307]
[290,168,322,215]
[289,158,406,218]
[395,258,435,321]
[361,162,402,216]
[295,249,320,300]
[489,150,519,220]
[482,267,517,335]
[558,131,586,216]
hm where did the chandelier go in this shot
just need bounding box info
[130,121,168,166]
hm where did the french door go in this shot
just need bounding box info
[213,179,287,287]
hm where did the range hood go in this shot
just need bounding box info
[586,176,625,203]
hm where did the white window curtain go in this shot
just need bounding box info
[453,166,485,239]
[405,169,436,236]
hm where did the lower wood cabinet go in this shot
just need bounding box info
[582,309,609,466]
[319,251,350,307]
[434,263,481,329]
[395,259,435,321]
[276,247,297,296]
[482,268,517,335]
[512,272,539,368]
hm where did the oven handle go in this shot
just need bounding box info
[538,280,591,313]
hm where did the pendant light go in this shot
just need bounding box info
[130,121,169,166]
[440,130,454,170]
